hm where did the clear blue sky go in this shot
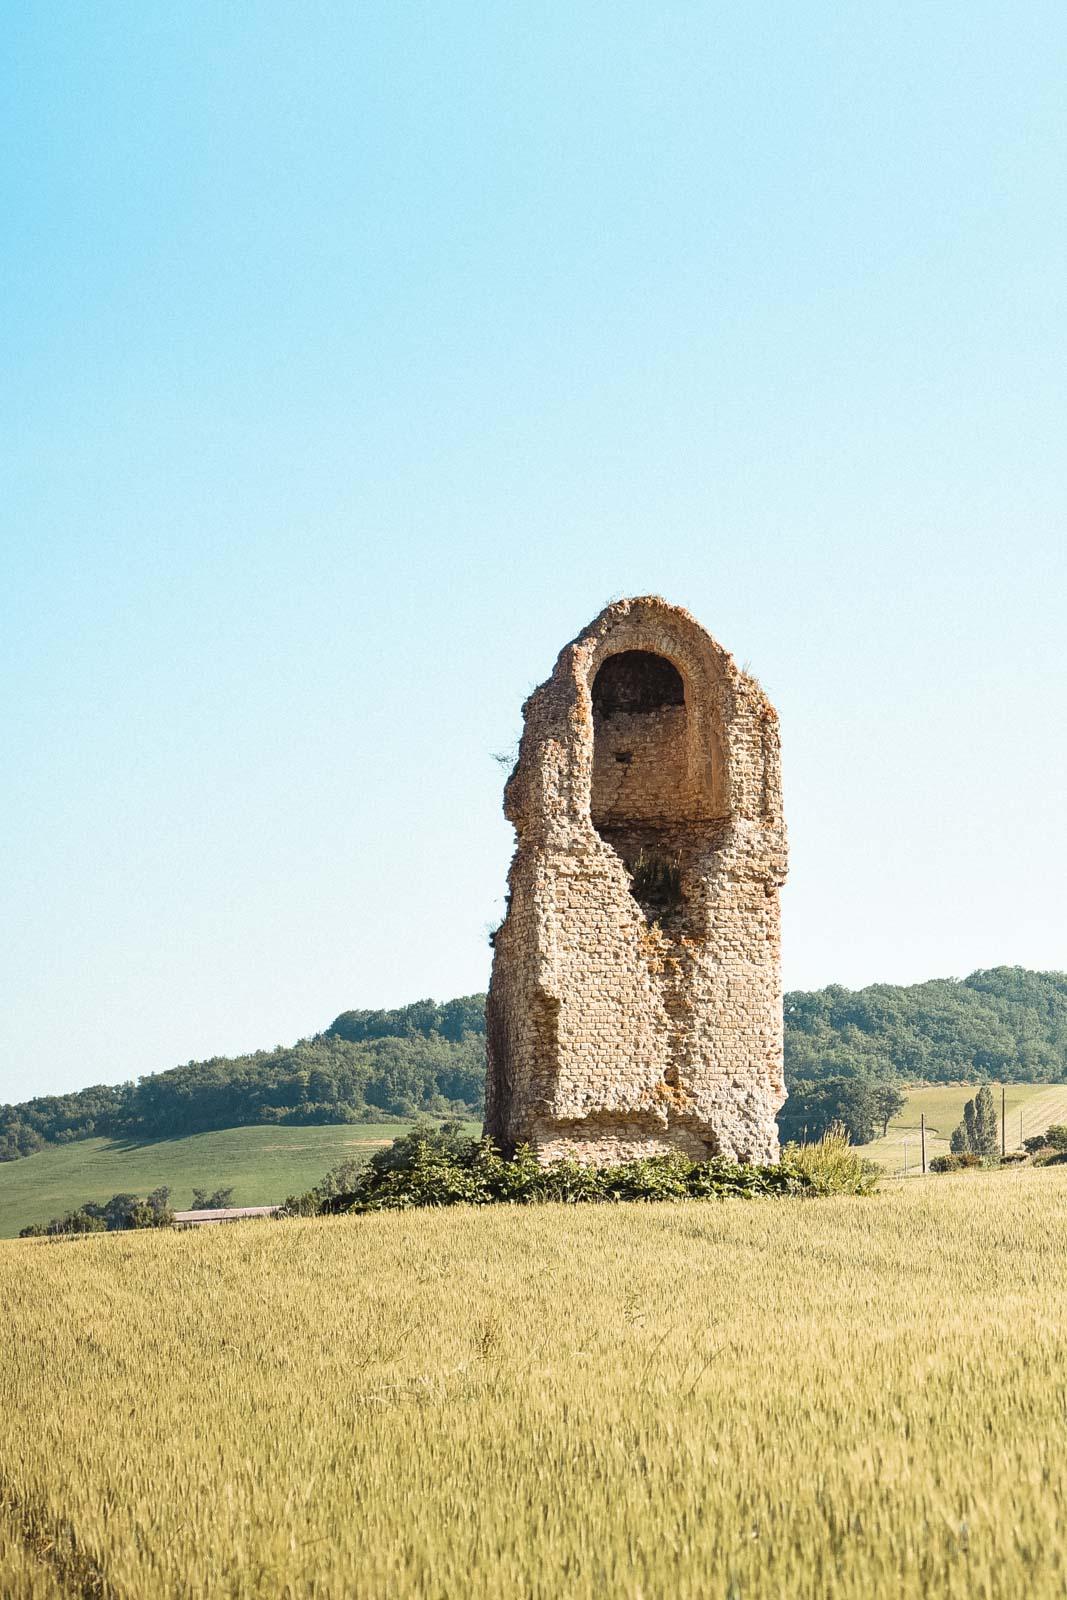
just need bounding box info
[3,3,1065,1101]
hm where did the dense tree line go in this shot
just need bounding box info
[2,969,1065,1163]
[784,968,1067,1085]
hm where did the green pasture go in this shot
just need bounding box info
[0,1121,473,1238]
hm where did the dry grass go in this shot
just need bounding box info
[3,1168,1067,1598]
[783,1126,880,1193]
[0,1518,66,1599]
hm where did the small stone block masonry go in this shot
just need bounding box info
[484,596,788,1166]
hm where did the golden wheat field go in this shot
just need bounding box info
[4,1167,1067,1600]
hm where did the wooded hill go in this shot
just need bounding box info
[784,967,1067,1084]
[2,969,1064,1162]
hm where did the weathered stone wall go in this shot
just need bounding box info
[484,596,787,1166]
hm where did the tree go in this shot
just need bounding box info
[191,1186,235,1209]
[973,1085,999,1156]
[870,1084,906,1138]
[126,1201,174,1229]
[98,1193,141,1229]
[949,1090,1000,1159]
[48,1209,107,1235]
[778,1078,877,1145]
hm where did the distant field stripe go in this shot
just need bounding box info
[1016,1086,1067,1147]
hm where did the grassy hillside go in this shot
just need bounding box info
[0,1122,471,1239]
[858,1081,1067,1175]
[5,1169,1067,1598]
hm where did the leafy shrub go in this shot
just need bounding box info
[125,1202,175,1229]
[286,1121,880,1217]
[930,1151,982,1174]
[284,1155,372,1216]
[1021,1134,1067,1165]
[1032,1147,1067,1168]
[47,1209,108,1236]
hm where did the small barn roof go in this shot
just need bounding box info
[172,1205,281,1226]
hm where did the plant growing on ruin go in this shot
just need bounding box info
[626,851,683,917]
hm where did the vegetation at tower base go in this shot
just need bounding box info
[1,969,1064,1167]
[283,1123,880,1215]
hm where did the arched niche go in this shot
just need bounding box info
[590,650,693,833]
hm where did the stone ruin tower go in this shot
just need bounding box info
[484,596,788,1166]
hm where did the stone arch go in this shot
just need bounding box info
[583,619,727,829]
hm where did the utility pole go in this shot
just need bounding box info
[1002,1085,1007,1157]
[921,1113,927,1175]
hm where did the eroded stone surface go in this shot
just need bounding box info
[484,596,788,1165]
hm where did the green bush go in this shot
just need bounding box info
[125,1202,175,1229]
[930,1151,983,1174]
[1032,1148,1067,1168]
[49,1209,108,1235]
[287,1121,880,1217]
